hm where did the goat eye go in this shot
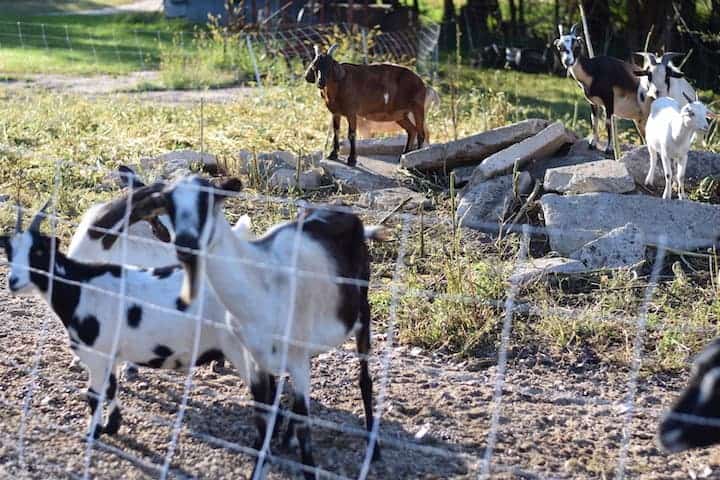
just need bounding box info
[689,111,695,117]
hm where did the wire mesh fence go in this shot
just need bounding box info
[0,153,718,479]
[0,20,440,80]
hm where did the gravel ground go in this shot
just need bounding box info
[0,266,717,479]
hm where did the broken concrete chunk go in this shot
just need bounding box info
[540,192,720,255]
[472,121,574,181]
[340,135,407,156]
[400,119,551,171]
[509,257,587,287]
[570,223,646,270]
[358,187,433,211]
[543,160,635,194]
[319,159,396,194]
[456,171,532,232]
[268,168,325,191]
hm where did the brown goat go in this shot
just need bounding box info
[305,44,438,166]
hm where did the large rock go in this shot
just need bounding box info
[570,223,646,269]
[358,187,433,211]
[621,147,720,188]
[472,122,574,180]
[400,119,551,171]
[140,150,219,179]
[340,135,407,156]
[456,172,533,232]
[509,257,587,287]
[320,159,396,193]
[544,160,635,194]
[525,155,605,183]
[540,192,720,255]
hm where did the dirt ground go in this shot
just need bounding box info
[0,72,255,104]
[0,265,717,480]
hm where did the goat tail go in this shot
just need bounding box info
[364,225,391,242]
[425,86,440,112]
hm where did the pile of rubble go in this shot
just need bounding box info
[139,119,720,288]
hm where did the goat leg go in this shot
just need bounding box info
[327,115,341,161]
[347,114,358,167]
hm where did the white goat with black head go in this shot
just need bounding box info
[125,175,386,479]
[0,198,250,440]
[554,24,648,154]
[645,93,715,199]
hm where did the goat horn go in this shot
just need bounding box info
[14,201,22,233]
[557,24,564,36]
[683,91,694,104]
[327,44,339,57]
[313,44,320,57]
[28,200,50,233]
[570,24,579,35]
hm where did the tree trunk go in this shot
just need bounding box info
[508,0,517,38]
[442,0,457,50]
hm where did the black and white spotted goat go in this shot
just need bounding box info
[633,52,696,107]
[554,24,649,153]
[125,175,387,479]
[658,339,720,453]
[0,200,249,439]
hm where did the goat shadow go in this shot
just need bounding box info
[121,377,476,479]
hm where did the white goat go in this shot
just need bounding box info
[126,176,387,479]
[645,94,715,199]
[0,202,252,440]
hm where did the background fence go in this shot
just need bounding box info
[0,20,440,81]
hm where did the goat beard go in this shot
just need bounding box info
[180,257,199,305]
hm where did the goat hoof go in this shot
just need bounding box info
[122,364,139,382]
[347,157,357,167]
[210,359,226,374]
[327,152,339,161]
[371,444,382,462]
[587,142,596,151]
[91,425,104,440]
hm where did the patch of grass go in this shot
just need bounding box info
[0,13,189,74]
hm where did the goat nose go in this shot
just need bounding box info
[175,234,199,261]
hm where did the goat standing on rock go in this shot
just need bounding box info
[645,93,714,199]
[305,44,438,166]
[554,24,648,154]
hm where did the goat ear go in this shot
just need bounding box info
[304,64,316,84]
[668,67,685,78]
[130,192,168,222]
[212,178,242,203]
[117,165,145,189]
[570,24,579,35]
[553,38,560,48]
